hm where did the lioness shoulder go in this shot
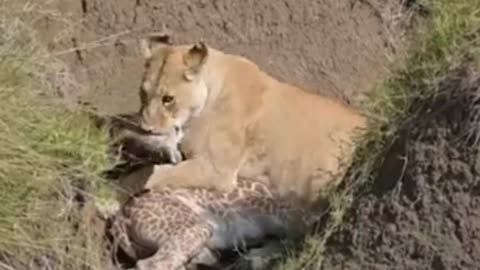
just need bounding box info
[137,34,367,204]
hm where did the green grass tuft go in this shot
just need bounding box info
[0,3,116,270]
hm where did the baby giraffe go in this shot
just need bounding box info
[108,178,320,270]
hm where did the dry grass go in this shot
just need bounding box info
[0,2,118,269]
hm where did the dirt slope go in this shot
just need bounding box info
[320,63,480,270]
[34,0,405,115]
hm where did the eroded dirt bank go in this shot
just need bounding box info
[34,0,407,115]
[320,62,480,270]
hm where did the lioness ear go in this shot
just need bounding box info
[140,33,171,59]
[183,42,208,78]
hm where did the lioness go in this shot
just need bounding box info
[138,34,367,204]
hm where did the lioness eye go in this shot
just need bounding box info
[162,95,174,104]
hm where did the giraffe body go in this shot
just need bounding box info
[109,178,318,270]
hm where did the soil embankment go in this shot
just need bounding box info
[34,0,405,115]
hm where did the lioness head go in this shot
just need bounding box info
[138,34,209,135]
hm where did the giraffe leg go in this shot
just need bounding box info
[109,214,138,260]
[187,246,219,268]
[136,222,212,270]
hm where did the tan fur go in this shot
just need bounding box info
[139,35,367,204]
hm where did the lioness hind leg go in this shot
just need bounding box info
[136,223,213,270]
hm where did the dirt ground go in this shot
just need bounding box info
[33,0,407,115]
[320,63,480,270]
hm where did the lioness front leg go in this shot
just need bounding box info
[144,157,237,192]
[145,123,248,192]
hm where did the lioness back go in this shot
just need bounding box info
[249,80,366,200]
[139,36,367,204]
